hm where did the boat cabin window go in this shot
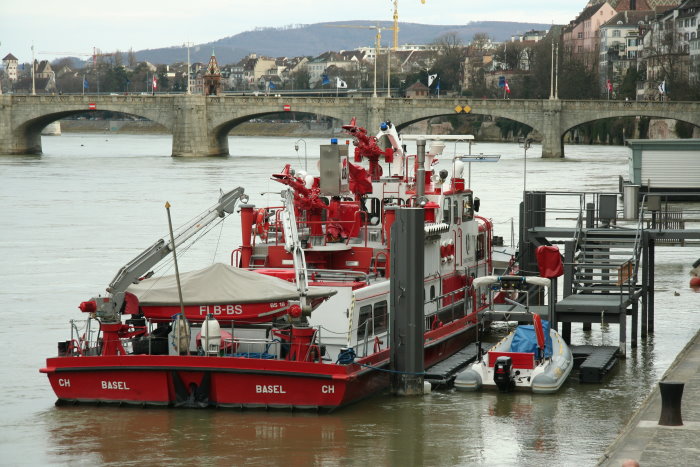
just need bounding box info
[463,194,474,221]
[357,305,373,340]
[442,198,451,224]
[373,301,388,334]
[357,301,388,340]
[430,285,436,301]
[476,232,485,261]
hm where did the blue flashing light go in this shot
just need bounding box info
[331,138,338,144]
[380,122,388,131]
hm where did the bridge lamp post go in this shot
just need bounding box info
[294,138,308,171]
[183,42,193,94]
[31,44,36,96]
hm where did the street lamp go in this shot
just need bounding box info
[31,43,36,96]
[294,138,308,171]
[519,137,533,193]
[183,42,193,94]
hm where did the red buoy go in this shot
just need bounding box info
[690,276,700,291]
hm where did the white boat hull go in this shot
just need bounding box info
[454,327,573,394]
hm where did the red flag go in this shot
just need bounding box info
[504,80,511,94]
[153,76,158,90]
[607,80,612,92]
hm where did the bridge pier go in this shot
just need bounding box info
[0,98,42,155]
[172,96,228,157]
[541,100,564,158]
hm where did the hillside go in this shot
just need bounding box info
[133,20,551,65]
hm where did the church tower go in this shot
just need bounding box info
[203,51,222,96]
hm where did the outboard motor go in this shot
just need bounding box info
[493,356,515,392]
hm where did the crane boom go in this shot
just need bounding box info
[92,187,246,322]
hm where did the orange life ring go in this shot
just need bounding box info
[255,208,269,240]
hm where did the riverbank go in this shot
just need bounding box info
[600,328,700,466]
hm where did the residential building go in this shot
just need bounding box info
[562,1,618,68]
[2,53,19,81]
[599,10,654,93]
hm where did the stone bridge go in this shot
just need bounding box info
[1,94,699,157]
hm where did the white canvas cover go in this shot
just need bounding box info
[127,263,335,305]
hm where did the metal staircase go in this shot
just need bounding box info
[573,229,640,296]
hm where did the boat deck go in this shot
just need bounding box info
[424,343,488,387]
[571,345,619,383]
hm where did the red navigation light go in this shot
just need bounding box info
[289,304,302,318]
[79,300,97,313]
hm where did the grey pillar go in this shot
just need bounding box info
[649,238,655,333]
[171,95,227,157]
[540,101,564,158]
[641,232,648,337]
[390,207,425,396]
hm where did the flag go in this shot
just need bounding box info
[504,80,511,94]
[83,78,89,89]
[152,75,158,90]
[658,80,666,94]
[435,79,440,91]
[269,81,276,89]
[428,73,437,86]
[321,74,330,85]
[607,80,613,92]
[336,77,347,89]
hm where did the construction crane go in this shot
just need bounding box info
[327,24,396,98]
[391,1,428,51]
[38,47,115,68]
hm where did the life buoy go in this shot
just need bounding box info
[255,208,269,240]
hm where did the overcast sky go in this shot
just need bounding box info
[1,1,584,61]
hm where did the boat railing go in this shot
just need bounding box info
[424,286,473,330]
[226,337,281,359]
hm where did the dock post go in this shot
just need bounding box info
[648,238,655,333]
[390,207,425,396]
[658,381,684,426]
[641,232,648,337]
[582,203,595,332]
[631,297,638,348]
[618,306,627,357]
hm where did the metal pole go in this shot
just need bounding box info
[549,40,554,99]
[555,43,559,99]
[416,138,426,201]
[165,202,186,318]
[373,30,379,98]
[387,48,391,98]
[184,42,193,95]
[31,44,36,95]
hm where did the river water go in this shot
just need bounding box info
[1,133,698,466]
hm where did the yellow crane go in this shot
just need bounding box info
[326,24,396,97]
[392,1,428,50]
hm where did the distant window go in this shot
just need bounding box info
[613,30,621,37]
[578,32,584,39]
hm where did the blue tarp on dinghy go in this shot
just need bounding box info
[510,320,553,358]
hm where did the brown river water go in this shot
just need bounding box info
[1,134,698,466]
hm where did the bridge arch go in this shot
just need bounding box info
[1,95,175,155]
[561,107,700,140]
